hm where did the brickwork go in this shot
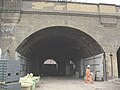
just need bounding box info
[0,1,120,78]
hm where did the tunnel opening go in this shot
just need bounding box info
[16,26,104,79]
[43,59,58,76]
[117,47,120,78]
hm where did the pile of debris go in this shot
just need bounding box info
[108,78,120,84]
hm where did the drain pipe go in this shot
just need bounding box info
[103,52,107,81]
[110,52,113,78]
[0,48,2,59]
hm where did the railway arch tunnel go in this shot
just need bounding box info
[16,26,105,80]
[0,0,120,80]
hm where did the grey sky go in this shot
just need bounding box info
[76,0,120,5]
[52,0,120,5]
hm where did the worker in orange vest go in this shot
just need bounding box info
[85,65,93,84]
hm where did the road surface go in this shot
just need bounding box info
[36,77,120,90]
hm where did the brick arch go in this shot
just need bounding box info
[16,26,104,60]
[16,26,104,76]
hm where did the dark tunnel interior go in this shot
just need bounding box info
[117,47,120,78]
[16,26,104,76]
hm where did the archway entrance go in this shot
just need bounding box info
[117,47,120,78]
[16,26,104,79]
[43,59,58,76]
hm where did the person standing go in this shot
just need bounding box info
[85,65,93,84]
[5,50,10,60]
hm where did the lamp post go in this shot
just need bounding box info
[110,52,113,78]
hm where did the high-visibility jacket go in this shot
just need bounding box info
[86,68,90,77]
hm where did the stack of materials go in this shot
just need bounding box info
[0,59,21,90]
[20,73,40,90]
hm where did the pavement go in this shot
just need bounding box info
[36,77,120,90]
